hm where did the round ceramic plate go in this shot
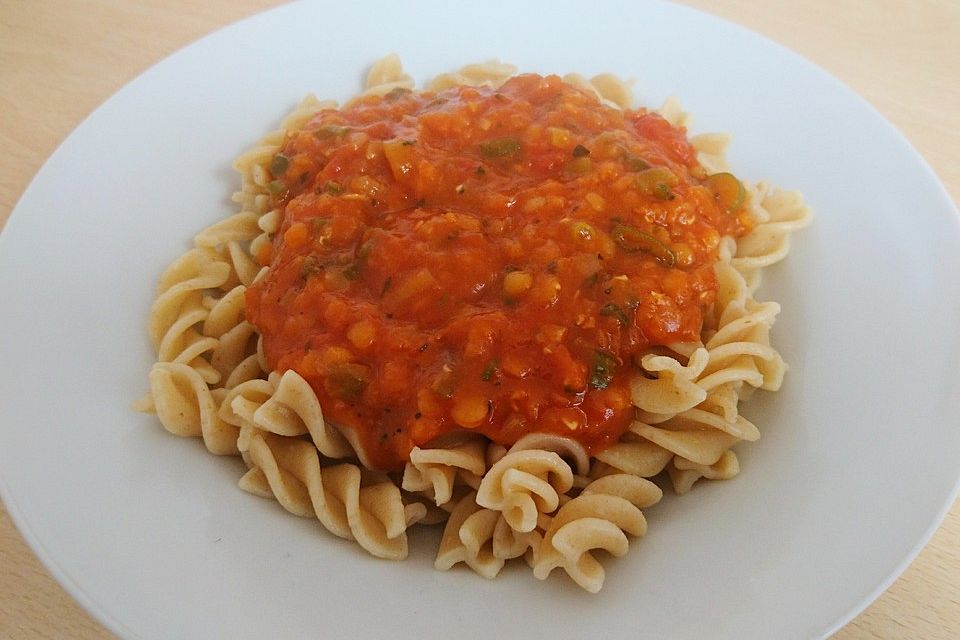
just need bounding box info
[1,1,958,638]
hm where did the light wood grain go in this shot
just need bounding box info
[0,1,957,638]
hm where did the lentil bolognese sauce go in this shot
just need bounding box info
[245,74,754,472]
[139,57,811,588]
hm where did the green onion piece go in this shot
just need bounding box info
[564,157,592,174]
[653,183,675,201]
[480,137,521,158]
[635,166,679,200]
[269,154,289,177]
[624,154,651,171]
[267,180,287,197]
[431,370,456,398]
[481,359,499,381]
[315,124,351,139]
[705,172,746,213]
[572,144,591,158]
[589,350,617,389]
[311,217,328,231]
[324,180,343,195]
[599,302,630,326]
[571,221,595,241]
[611,224,676,267]
[384,87,412,101]
[325,363,368,401]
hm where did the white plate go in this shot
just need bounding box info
[2,1,959,638]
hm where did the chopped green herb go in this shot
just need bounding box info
[572,144,591,158]
[611,224,676,267]
[311,217,329,231]
[481,359,499,381]
[600,302,630,326]
[357,240,375,260]
[589,350,617,389]
[269,153,289,177]
[324,180,343,195]
[582,271,602,287]
[299,255,324,279]
[480,137,521,158]
[341,261,361,280]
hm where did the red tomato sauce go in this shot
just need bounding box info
[245,74,753,471]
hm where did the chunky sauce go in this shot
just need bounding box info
[245,74,753,471]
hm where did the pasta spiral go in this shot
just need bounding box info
[435,491,545,579]
[435,492,505,578]
[532,474,663,593]
[476,450,574,533]
[239,432,419,560]
[144,362,239,456]
[401,438,487,506]
[220,370,353,459]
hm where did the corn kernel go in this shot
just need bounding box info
[320,346,354,367]
[346,319,376,350]
[450,392,490,428]
[585,192,605,211]
[548,127,571,147]
[503,270,533,297]
[673,242,694,267]
[524,196,546,212]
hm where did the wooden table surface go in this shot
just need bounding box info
[1,1,957,637]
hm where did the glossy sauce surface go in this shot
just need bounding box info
[245,75,752,470]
